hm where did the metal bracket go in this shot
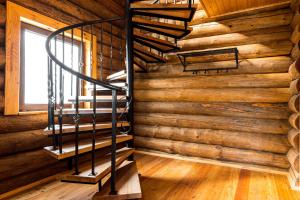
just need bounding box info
[177,47,239,74]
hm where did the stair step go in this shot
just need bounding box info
[68,95,127,103]
[107,70,126,81]
[134,30,179,53]
[133,17,192,39]
[131,3,197,22]
[93,161,142,200]
[61,147,134,184]
[86,82,127,91]
[54,108,127,115]
[134,44,166,63]
[44,121,129,135]
[44,135,133,160]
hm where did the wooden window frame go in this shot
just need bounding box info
[5,2,97,115]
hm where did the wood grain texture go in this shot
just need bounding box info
[200,0,288,16]
[187,9,292,38]
[135,113,289,135]
[134,88,291,103]
[134,125,290,153]
[139,56,291,78]
[134,136,289,169]
[168,40,292,63]
[135,102,290,120]
[179,26,291,51]
[6,153,300,200]
[135,73,291,89]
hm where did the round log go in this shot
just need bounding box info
[287,148,299,172]
[288,129,299,149]
[135,113,290,135]
[291,24,300,44]
[179,26,290,51]
[289,59,300,80]
[134,125,290,153]
[187,10,292,38]
[289,113,300,129]
[168,40,292,63]
[289,79,300,95]
[134,102,290,120]
[135,73,290,90]
[140,56,292,78]
[288,94,300,112]
[134,88,291,103]
[134,136,289,169]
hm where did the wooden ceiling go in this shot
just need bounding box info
[200,0,291,17]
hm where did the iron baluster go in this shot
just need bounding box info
[71,29,74,97]
[91,24,96,176]
[54,37,57,110]
[110,89,117,195]
[100,24,103,81]
[110,22,113,76]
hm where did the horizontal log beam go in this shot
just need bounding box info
[134,73,291,89]
[134,88,291,103]
[134,102,290,120]
[135,113,289,134]
[137,56,291,78]
[134,125,290,153]
[0,47,5,69]
[0,28,4,46]
[187,9,292,38]
[179,26,291,51]
[168,40,292,63]
[134,136,290,169]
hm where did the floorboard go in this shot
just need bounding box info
[7,152,300,200]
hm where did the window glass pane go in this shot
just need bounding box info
[23,29,79,106]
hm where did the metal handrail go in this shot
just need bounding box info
[45,17,125,91]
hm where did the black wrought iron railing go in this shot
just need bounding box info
[46,15,132,194]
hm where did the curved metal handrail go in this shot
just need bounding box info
[45,17,125,91]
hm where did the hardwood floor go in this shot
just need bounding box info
[7,152,300,200]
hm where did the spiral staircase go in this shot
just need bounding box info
[43,0,196,199]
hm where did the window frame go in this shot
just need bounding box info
[5,2,97,115]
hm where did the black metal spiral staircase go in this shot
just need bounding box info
[44,0,196,199]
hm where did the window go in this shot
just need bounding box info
[20,23,80,111]
[5,2,97,115]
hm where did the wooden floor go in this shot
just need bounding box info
[7,152,300,200]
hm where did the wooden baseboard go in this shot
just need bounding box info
[135,148,289,176]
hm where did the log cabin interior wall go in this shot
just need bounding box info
[134,2,296,174]
[0,0,124,194]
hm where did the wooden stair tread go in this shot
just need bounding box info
[68,95,127,103]
[44,135,133,160]
[134,44,166,63]
[86,83,127,91]
[107,70,126,81]
[54,108,127,115]
[132,17,191,31]
[93,161,142,200]
[44,121,129,135]
[61,147,134,184]
[134,31,179,52]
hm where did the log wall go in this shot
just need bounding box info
[0,0,124,194]
[287,0,300,190]
[134,6,294,172]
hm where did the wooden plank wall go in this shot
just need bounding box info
[0,0,124,194]
[134,6,295,171]
[287,0,300,189]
